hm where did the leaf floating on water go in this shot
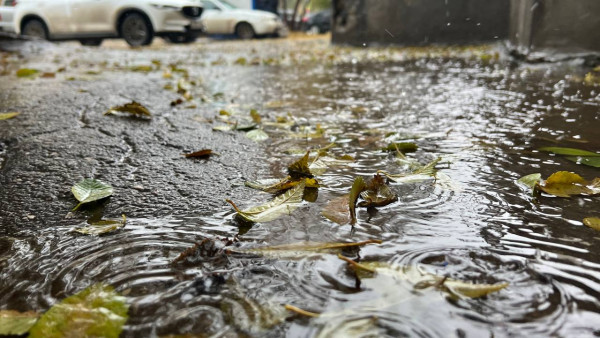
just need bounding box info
[308,158,328,176]
[28,284,128,338]
[105,101,151,118]
[245,177,318,194]
[349,177,366,225]
[381,142,418,153]
[378,157,440,184]
[250,109,261,123]
[322,194,351,225]
[227,180,306,223]
[0,310,39,335]
[516,173,541,195]
[16,68,39,78]
[340,258,509,299]
[246,129,269,142]
[540,147,600,168]
[74,215,126,235]
[288,151,314,179]
[129,65,153,72]
[583,217,600,231]
[358,174,397,208]
[0,112,20,120]
[184,149,214,158]
[71,178,114,211]
[538,171,600,197]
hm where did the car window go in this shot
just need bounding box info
[217,0,237,10]
[201,0,220,11]
[2,0,13,6]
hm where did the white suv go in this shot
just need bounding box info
[13,0,204,46]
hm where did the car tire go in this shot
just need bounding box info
[21,19,48,40]
[164,34,197,44]
[79,38,103,46]
[235,22,255,40]
[119,12,153,47]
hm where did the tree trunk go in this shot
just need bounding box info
[282,0,289,26]
[299,0,310,31]
[291,0,302,30]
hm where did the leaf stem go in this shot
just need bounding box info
[337,254,376,273]
[72,202,83,212]
[284,304,320,318]
[225,199,243,213]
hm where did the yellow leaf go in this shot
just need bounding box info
[583,217,600,231]
[538,171,599,197]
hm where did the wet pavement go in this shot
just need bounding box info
[1,35,600,337]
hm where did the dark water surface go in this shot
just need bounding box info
[1,38,599,337]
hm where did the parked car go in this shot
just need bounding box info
[13,0,204,46]
[199,0,287,39]
[304,9,331,34]
[0,0,17,34]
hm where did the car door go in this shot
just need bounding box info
[68,0,113,33]
[201,0,232,34]
[0,0,16,32]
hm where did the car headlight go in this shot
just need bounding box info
[150,4,180,10]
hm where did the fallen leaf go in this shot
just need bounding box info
[288,151,313,179]
[381,142,418,153]
[250,109,261,123]
[246,129,269,142]
[234,57,247,65]
[378,157,440,183]
[172,237,234,266]
[0,112,20,120]
[517,173,541,195]
[105,101,151,118]
[71,178,114,211]
[245,177,318,194]
[183,149,214,158]
[583,217,600,231]
[322,194,351,225]
[538,171,600,197]
[244,239,381,258]
[16,68,39,78]
[540,147,600,168]
[0,310,39,336]
[349,177,366,225]
[129,65,153,72]
[358,174,398,208]
[308,158,328,176]
[226,180,306,223]
[74,215,126,235]
[28,284,128,338]
[41,72,55,78]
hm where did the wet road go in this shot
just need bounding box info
[1,36,600,337]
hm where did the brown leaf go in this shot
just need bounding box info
[172,238,234,266]
[358,174,398,208]
[288,151,313,179]
[322,194,351,225]
[105,101,151,117]
[184,149,214,158]
[538,171,600,197]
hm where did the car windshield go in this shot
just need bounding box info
[216,0,236,10]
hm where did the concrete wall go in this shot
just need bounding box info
[509,0,600,58]
[332,0,509,46]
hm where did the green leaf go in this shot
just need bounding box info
[583,217,600,231]
[16,68,39,78]
[378,157,440,183]
[0,112,20,120]
[74,214,126,235]
[246,129,269,142]
[538,171,600,197]
[129,65,154,72]
[250,109,261,123]
[105,101,151,118]
[381,142,418,153]
[227,180,306,223]
[349,177,366,225]
[0,310,39,335]
[539,147,600,157]
[71,179,114,211]
[358,174,398,208]
[517,173,541,194]
[308,158,328,176]
[565,156,600,168]
[28,284,128,338]
[245,177,318,194]
[288,151,313,179]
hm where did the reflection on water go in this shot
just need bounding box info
[1,41,600,337]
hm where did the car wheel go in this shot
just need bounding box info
[79,38,103,46]
[235,22,255,40]
[21,19,48,40]
[120,13,153,47]
[164,34,197,44]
